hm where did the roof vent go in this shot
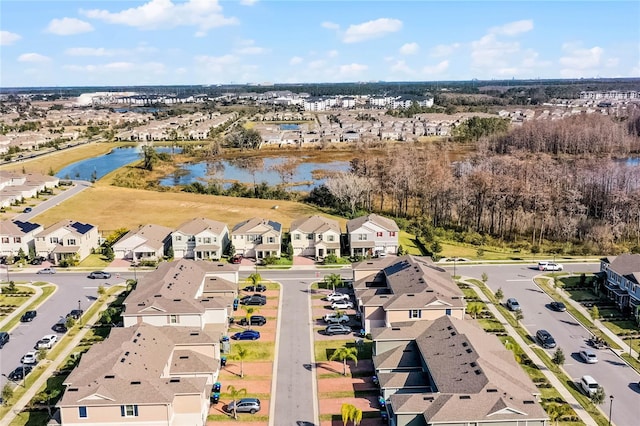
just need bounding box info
[104,375,115,379]
[133,339,138,343]
[470,362,477,367]
[131,381,141,385]
[451,332,457,336]
[190,332,199,336]
[391,327,401,331]
[120,358,126,363]
[423,396,434,401]
[459,395,471,400]
[179,356,189,359]
[154,294,162,298]
[173,299,182,302]
[170,378,180,383]
[407,294,415,297]
[124,351,130,356]
[474,369,482,375]
[447,326,453,330]
[466,348,473,353]
[524,400,535,404]
[487,389,498,393]
[137,303,145,306]
[462,342,468,347]
[68,388,79,392]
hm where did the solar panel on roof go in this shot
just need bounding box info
[71,222,93,234]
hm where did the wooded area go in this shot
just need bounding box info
[321,106,640,254]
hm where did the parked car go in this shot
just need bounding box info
[232,330,261,341]
[88,271,111,279]
[20,310,37,322]
[324,313,350,324]
[0,331,10,348]
[238,315,267,326]
[226,398,261,414]
[243,284,266,292]
[325,324,352,336]
[540,263,563,271]
[231,255,243,264]
[37,267,56,274]
[23,207,32,213]
[331,300,354,310]
[30,257,44,265]
[579,349,598,364]
[240,295,266,306]
[51,319,68,333]
[36,334,58,349]
[8,366,33,381]
[67,309,84,320]
[579,375,600,397]
[506,298,521,311]
[549,301,567,312]
[21,351,38,365]
[325,292,350,302]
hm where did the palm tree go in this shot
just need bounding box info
[226,385,247,419]
[590,386,606,406]
[353,407,363,426]
[234,345,250,378]
[504,339,522,364]
[341,403,356,426]
[246,272,262,287]
[467,302,482,319]
[329,346,359,376]
[241,305,259,329]
[325,273,343,291]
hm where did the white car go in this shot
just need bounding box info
[540,263,563,271]
[331,300,354,310]
[325,292,350,302]
[579,349,598,364]
[36,334,57,349]
[21,351,38,365]
[323,313,349,324]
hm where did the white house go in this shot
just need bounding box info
[289,215,341,259]
[171,218,229,260]
[112,224,173,262]
[231,218,282,259]
[0,220,43,258]
[34,220,99,265]
[346,214,399,257]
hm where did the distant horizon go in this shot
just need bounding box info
[1,1,638,87]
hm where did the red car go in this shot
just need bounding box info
[231,255,243,264]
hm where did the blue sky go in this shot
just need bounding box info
[1,0,638,87]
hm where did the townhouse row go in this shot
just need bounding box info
[0,170,60,208]
[0,213,400,265]
[599,253,640,321]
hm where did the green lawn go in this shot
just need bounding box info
[78,253,110,268]
[227,341,275,361]
[314,339,373,363]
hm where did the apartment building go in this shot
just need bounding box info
[599,253,640,321]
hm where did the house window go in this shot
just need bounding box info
[176,236,182,241]
[67,239,76,245]
[446,309,452,316]
[268,237,275,243]
[169,315,178,324]
[294,234,301,240]
[121,405,139,417]
[50,237,59,244]
[389,232,396,237]
[358,234,367,241]
[307,233,314,240]
[409,310,421,319]
[204,237,211,244]
[248,235,255,242]
[327,235,334,242]
[197,237,202,243]
[78,406,87,418]
[14,237,21,243]
[213,237,217,242]
[1,237,8,244]
[376,232,383,237]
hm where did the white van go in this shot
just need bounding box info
[580,375,599,397]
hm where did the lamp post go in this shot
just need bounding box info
[78,300,81,312]
[608,395,614,426]
[453,257,457,279]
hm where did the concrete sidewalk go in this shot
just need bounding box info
[0,287,123,426]
[462,279,598,426]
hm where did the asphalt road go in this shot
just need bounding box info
[15,180,91,222]
[0,271,135,389]
[454,262,639,426]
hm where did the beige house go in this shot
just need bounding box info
[289,215,341,259]
[231,218,282,259]
[171,218,229,260]
[34,220,99,265]
[346,214,399,257]
[371,316,548,426]
[353,255,465,332]
[0,220,43,258]
[56,324,219,426]
[122,259,239,329]
[112,224,172,262]
[0,171,60,208]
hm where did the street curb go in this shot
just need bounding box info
[268,280,283,426]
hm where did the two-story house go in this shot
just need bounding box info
[346,214,399,257]
[289,215,341,259]
[600,253,640,320]
[171,218,229,260]
[112,224,172,262]
[231,218,282,259]
[34,220,99,265]
[353,255,465,333]
[122,259,239,329]
[371,316,548,426]
[56,324,220,426]
[0,220,43,259]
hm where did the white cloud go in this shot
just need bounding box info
[399,42,419,55]
[342,18,402,43]
[521,49,551,69]
[104,62,134,71]
[175,67,187,74]
[338,63,368,75]
[308,60,325,69]
[560,43,604,69]
[195,54,240,72]
[422,60,449,74]
[63,61,164,74]
[18,53,51,63]
[391,60,414,74]
[289,56,303,65]
[322,21,340,30]
[65,47,114,57]
[489,19,533,36]
[430,43,460,57]
[240,0,258,5]
[81,0,238,34]
[235,39,268,55]
[327,50,339,58]
[46,17,94,35]
[0,30,21,46]
[471,34,520,68]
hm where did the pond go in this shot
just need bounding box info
[159,158,350,189]
[56,146,180,181]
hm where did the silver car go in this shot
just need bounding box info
[227,398,261,414]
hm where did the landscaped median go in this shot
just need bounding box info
[0,282,54,333]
